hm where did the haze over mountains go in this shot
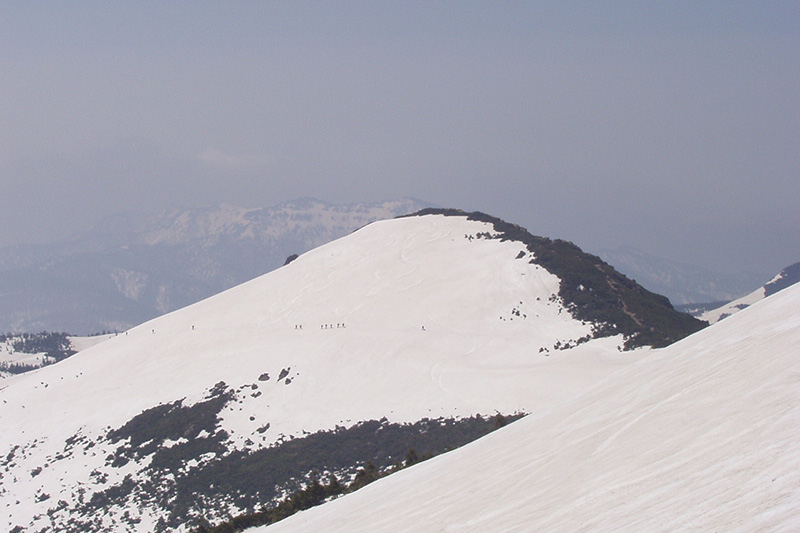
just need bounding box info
[0,198,429,334]
[0,210,704,532]
[597,246,763,305]
[0,198,775,336]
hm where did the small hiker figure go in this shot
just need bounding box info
[421,325,426,331]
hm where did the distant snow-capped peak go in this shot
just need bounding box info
[700,261,800,324]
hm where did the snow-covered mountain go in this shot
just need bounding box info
[264,278,800,533]
[700,261,800,324]
[0,198,430,334]
[596,246,761,305]
[0,210,702,532]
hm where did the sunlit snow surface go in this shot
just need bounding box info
[1,214,637,531]
[262,281,800,532]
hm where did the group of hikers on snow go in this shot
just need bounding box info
[292,323,347,329]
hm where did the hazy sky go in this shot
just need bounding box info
[2,2,798,279]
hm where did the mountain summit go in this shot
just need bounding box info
[0,211,703,531]
[407,209,705,349]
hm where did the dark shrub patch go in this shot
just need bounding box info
[194,413,524,532]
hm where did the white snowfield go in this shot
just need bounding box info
[1,214,637,531]
[262,281,800,532]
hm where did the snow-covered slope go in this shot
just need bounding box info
[0,213,699,531]
[700,261,800,324]
[262,281,800,532]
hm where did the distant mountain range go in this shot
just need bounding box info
[0,197,777,335]
[0,198,430,334]
[0,210,704,531]
[697,261,800,324]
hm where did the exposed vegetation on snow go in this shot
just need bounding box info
[0,331,76,375]
[193,413,520,533]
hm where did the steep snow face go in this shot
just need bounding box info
[0,214,634,531]
[264,282,800,533]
